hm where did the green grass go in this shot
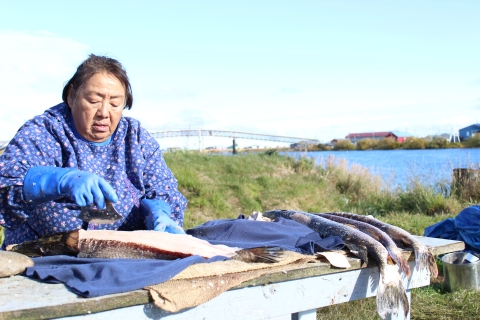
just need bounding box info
[162,151,479,319]
[164,151,465,229]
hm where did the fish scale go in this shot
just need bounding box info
[319,213,411,277]
[263,209,409,320]
[324,211,438,278]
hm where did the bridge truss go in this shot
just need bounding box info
[150,130,319,143]
[149,130,320,153]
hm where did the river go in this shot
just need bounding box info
[287,148,480,188]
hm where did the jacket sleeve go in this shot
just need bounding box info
[0,118,64,229]
[140,130,187,227]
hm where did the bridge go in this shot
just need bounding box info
[0,131,320,153]
[149,130,320,153]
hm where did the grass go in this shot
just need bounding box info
[1,150,479,318]
[162,151,479,319]
[164,151,465,229]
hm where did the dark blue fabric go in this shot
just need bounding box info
[424,205,480,252]
[26,255,226,297]
[187,217,345,254]
[24,217,344,297]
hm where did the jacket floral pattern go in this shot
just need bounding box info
[0,103,187,247]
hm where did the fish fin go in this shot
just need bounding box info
[386,248,411,277]
[376,264,409,319]
[345,243,369,265]
[232,246,285,263]
[414,247,438,278]
[427,249,439,278]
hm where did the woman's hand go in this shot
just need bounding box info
[24,166,118,209]
[141,199,185,234]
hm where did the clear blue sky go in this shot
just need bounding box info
[1,1,479,148]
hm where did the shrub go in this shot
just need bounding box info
[403,137,427,149]
[463,134,480,148]
[427,137,448,149]
[333,140,356,151]
[377,137,399,150]
[356,138,379,150]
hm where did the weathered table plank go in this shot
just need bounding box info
[0,237,464,320]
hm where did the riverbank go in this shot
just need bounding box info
[162,151,479,319]
[164,151,467,228]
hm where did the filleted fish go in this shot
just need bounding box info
[263,209,409,320]
[8,229,284,264]
[319,213,411,277]
[324,212,438,278]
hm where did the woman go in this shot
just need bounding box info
[0,54,187,248]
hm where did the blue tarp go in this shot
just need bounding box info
[424,205,480,252]
[25,217,344,297]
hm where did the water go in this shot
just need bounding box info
[286,148,480,188]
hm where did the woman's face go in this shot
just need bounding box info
[67,72,125,142]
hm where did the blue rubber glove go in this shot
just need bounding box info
[141,199,185,234]
[24,166,118,209]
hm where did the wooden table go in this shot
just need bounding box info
[0,237,464,320]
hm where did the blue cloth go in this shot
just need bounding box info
[187,216,345,253]
[424,205,480,252]
[24,218,345,297]
[0,103,187,248]
[26,255,226,298]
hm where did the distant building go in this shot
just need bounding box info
[391,131,413,143]
[459,124,480,140]
[345,131,413,143]
[290,141,308,149]
[329,139,348,146]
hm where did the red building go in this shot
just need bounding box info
[345,131,412,143]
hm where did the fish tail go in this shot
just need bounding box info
[414,246,438,278]
[387,247,411,277]
[232,246,285,263]
[376,264,409,320]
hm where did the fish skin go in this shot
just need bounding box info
[7,232,80,257]
[0,250,34,277]
[263,210,409,320]
[319,213,411,277]
[324,212,438,278]
[8,230,284,264]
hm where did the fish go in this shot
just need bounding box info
[7,229,284,264]
[319,213,411,277]
[263,209,409,320]
[323,212,438,278]
[0,250,34,278]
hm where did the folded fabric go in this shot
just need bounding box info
[26,255,226,297]
[424,205,480,252]
[186,217,345,254]
[25,217,345,297]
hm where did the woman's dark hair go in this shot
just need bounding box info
[62,54,133,109]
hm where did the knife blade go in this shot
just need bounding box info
[77,200,123,224]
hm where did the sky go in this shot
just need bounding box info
[1,1,479,149]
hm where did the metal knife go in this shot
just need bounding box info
[77,200,123,224]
